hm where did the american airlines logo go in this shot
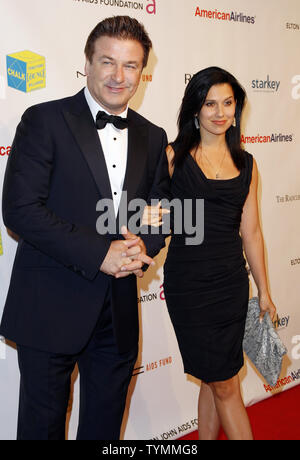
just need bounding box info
[241,133,294,144]
[195,7,255,24]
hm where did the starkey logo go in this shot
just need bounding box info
[251,75,280,92]
[195,6,255,24]
[6,50,46,93]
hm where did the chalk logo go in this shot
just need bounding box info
[6,50,46,93]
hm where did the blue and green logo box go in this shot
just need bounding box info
[6,50,46,93]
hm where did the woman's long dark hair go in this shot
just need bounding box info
[172,67,247,169]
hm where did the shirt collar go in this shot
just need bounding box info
[84,86,128,122]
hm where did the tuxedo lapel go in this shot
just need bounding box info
[121,109,148,207]
[62,90,114,210]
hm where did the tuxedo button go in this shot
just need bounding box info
[112,164,116,168]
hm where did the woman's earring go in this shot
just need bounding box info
[194,116,200,129]
[232,117,236,127]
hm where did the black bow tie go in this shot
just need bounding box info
[96,111,129,130]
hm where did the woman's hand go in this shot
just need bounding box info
[258,293,277,323]
[141,201,170,227]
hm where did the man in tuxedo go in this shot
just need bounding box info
[0,16,169,440]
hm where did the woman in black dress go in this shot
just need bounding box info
[155,67,276,440]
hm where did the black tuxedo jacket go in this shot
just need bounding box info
[0,89,169,354]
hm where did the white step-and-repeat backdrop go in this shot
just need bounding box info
[1,0,300,440]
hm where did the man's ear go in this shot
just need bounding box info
[84,60,90,77]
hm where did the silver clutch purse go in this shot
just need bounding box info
[243,297,287,387]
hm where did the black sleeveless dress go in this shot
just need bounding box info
[164,151,253,383]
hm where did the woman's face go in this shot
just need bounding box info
[197,83,236,137]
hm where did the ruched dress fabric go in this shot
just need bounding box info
[164,151,253,383]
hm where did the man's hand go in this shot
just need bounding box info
[100,238,142,277]
[114,226,155,279]
[100,227,154,279]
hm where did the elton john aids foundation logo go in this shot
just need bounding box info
[73,0,157,14]
[6,50,46,93]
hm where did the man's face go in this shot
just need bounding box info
[85,36,144,115]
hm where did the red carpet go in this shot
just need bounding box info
[179,384,300,441]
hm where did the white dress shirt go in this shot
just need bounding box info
[84,86,128,216]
